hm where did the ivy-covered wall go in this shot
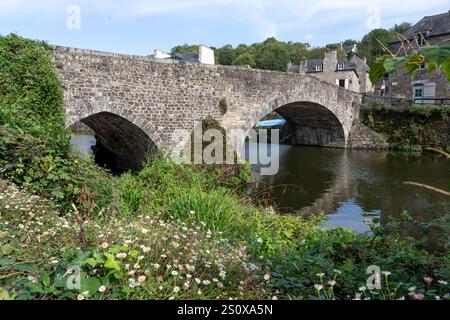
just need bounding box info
[361,99,450,151]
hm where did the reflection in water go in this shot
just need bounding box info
[247,143,449,234]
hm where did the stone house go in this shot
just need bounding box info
[287,48,373,94]
[153,45,215,65]
[384,11,450,102]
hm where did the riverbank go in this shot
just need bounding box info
[1,159,449,300]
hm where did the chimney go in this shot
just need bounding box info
[323,47,338,72]
[299,57,308,74]
[199,45,215,65]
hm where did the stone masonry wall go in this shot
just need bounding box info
[53,46,376,162]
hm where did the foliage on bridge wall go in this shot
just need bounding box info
[361,100,450,150]
[0,34,112,212]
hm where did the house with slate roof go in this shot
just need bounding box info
[288,47,373,94]
[153,45,215,65]
[385,10,450,101]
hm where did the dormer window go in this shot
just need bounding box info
[337,62,345,70]
[315,64,323,71]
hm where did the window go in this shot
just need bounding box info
[337,62,345,70]
[413,83,424,103]
[415,33,426,46]
[315,64,323,71]
[338,79,346,88]
[414,87,423,98]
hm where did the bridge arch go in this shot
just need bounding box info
[72,111,158,172]
[243,95,349,148]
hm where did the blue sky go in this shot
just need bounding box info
[1,0,449,55]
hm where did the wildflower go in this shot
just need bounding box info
[142,246,151,253]
[328,280,336,286]
[195,278,201,284]
[77,294,85,301]
[219,271,227,279]
[138,255,144,261]
[264,274,271,281]
[173,286,180,293]
[202,280,211,285]
[314,284,323,291]
[171,270,179,277]
[316,273,325,278]
[217,282,224,289]
[333,269,342,275]
[359,286,367,292]
[414,293,425,300]
[100,242,109,249]
[213,278,219,283]
[116,252,127,259]
[381,271,391,277]
[272,296,278,300]
[134,263,141,269]
[189,211,195,215]
[141,228,149,234]
[138,276,146,283]
[256,237,263,244]
[423,277,433,284]
[51,260,59,265]
[98,285,107,293]
[354,293,362,300]
[153,263,160,270]
[198,289,202,295]
[438,280,448,285]
[408,286,417,292]
[184,282,190,289]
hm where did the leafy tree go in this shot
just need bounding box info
[170,44,198,54]
[359,28,393,66]
[255,39,291,71]
[216,44,236,65]
[342,39,359,46]
[390,22,412,35]
[232,52,256,67]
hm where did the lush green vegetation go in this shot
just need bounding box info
[361,102,450,152]
[1,34,449,301]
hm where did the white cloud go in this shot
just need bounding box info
[1,0,448,42]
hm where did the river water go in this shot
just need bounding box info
[247,143,449,234]
[71,136,449,234]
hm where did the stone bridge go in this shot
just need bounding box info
[53,46,386,171]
